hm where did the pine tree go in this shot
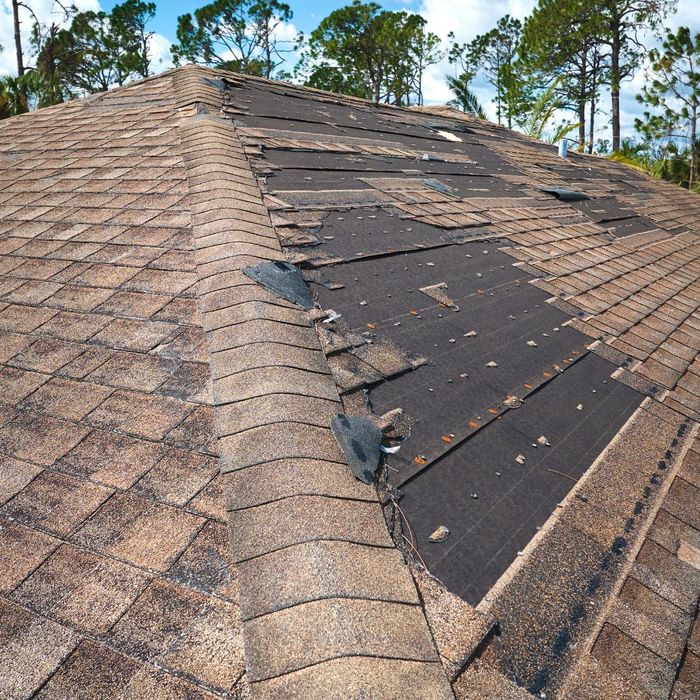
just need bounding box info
[635,26,700,189]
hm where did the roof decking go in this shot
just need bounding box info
[0,66,699,699]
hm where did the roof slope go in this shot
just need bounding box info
[0,68,450,699]
[0,66,699,700]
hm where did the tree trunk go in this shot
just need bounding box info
[588,92,596,154]
[12,0,24,77]
[578,66,586,150]
[578,100,586,150]
[611,32,621,152]
[690,106,697,190]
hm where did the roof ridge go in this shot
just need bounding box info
[173,72,454,698]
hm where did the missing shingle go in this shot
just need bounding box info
[243,261,314,310]
[539,186,589,202]
[423,178,456,196]
[419,283,459,311]
[331,414,383,483]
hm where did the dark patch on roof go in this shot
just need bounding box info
[399,353,643,604]
[243,261,314,309]
[540,186,590,202]
[331,414,383,483]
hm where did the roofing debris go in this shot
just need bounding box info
[243,260,314,309]
[419,282,460,311]
[330,413,383,483]
[429,525,450,543]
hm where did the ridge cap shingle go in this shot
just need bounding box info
[173,71,453,698]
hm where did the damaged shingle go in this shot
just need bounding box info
[327,352,383,391]
[539,186,589,202]
[243,261,314,309]
[352,338,428,378]
[422,178,456,196]
[331,414,383,483]
[419,283,460,311]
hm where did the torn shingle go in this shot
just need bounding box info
[419,283,460,311]
[243,261,314,310]
[331,414,384,483]
[540,186,590,202]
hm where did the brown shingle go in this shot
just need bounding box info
[94,290,171,318]
[85,389,193,439]
[0,413,91,465]
[132,448,218,506]
[8,337,85,372]
[108,578,244,692]
[229,495,393,562]
[3,471,112,537]
[0,456,43,506]
[10,543,150,634]
[592,622,675,699]
[55,429,165,489]
[0,518,60,594]
[0,599,79,700]
[166,520,236,599]
[33,640,219,700]
[0,366,49,405]
[18,377,113,421]
[244,598,438,681]
[89,317,178,352]
[85,350,174,391]
[72,492,204,572]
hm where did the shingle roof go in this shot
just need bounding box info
[0,65,698,699]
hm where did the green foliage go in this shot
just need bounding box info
[446,72,485,118]
[520,78,580,143]
[33,0,157,99]
[599,0,677,151]
[448,15,525,127]
[111,0,157,79]
[0,75,28,118]
[171,0,293,78]
[520,0,607,150]
[296,1,442,106]
[607,137,700,192]
[635,26,700,188]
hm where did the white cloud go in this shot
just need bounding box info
[417,0,700,141]
[148,31,174,74]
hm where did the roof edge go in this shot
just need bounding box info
[478,396,696,694]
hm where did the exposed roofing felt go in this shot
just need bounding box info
[0,66,699,700]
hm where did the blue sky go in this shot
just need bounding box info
[2,0,699,142]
